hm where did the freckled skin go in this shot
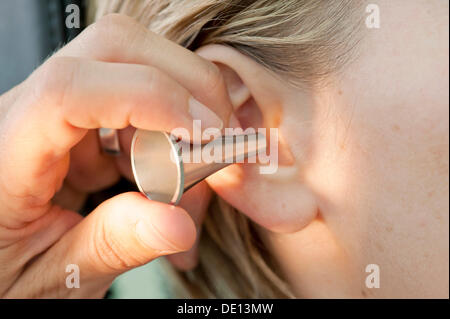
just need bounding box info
[207,0,449,298]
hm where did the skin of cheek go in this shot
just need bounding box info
[302,0,448,298]
[197,0,449,298]
[261,60,448,298]
[258,218,364,298]
[210,0,448,298]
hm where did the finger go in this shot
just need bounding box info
[0,57,196,227]
[31,57,196,131]
[5,193,196,298]
[56,13,233,128]
[166,182,212,271]
[69,192,196,275]
[0,206,81,295]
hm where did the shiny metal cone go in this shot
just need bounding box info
[131,129,266,205]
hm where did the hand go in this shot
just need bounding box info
[0,14,232,298]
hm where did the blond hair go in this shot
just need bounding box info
[90,0,364,298]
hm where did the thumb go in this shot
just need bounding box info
[17,192,196,297]
[70,192,197,276]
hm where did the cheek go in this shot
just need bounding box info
[306,95,448,297]
[304,0,449,296]
[307,59,449,298]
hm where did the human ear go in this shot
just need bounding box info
[195,45,318,233]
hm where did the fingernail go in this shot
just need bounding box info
[188,97,223,130]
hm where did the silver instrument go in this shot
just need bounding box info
[99,128,266,205]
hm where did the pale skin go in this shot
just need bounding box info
[0,0,448,298]
[202,0,448,298]
[0,14,231,297]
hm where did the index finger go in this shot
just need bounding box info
[56,14,234,128]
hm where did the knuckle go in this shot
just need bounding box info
[33,57,78,105]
